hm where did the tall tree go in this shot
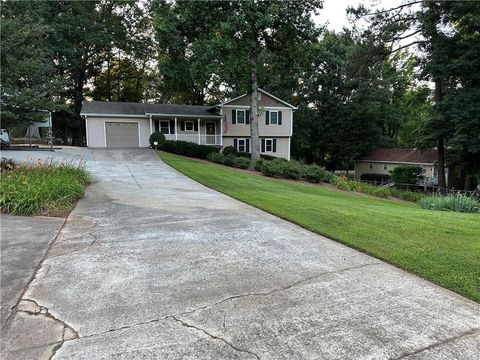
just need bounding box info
[217,0,322,164]
[0,1,63,128]
[351,0,480,190]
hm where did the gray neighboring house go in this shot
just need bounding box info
[80,89,296,160]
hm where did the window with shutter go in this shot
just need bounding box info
[236,110,246,124]
[185,121,194,131]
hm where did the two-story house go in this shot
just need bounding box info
[81,89,296,160]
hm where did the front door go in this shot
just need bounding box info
[206,122,216,144]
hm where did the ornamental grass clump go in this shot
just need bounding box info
[417,194,480,213]
[0,158,89,216]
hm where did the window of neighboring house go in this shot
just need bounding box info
[270,111,278,125]
[160,121,170,134]
[237,138,246,152]
[369,163,373,169]
[185,121,194,131]
[265,138,273,152]
[383,164,388,170]
[236,110,245,124]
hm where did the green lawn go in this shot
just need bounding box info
[159,151,480,302]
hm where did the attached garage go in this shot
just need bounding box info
[105,122,139,148]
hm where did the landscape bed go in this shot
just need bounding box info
[0,158,89,217]
[159,151,480,302]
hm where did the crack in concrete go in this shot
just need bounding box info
[67,262,379,342]
[174,262,380,318]
[125,164,142,189]
[12,298,79,359]
[170,315,261,360]
[390,327,480,359]
[1,216,69,333]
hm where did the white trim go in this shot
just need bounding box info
[236,138,248,153]
[184,121,194,131]
[145,113,221,118]
[222,105,291,110]
[220,106,223,146]
[258,89,298,110]
[269,110,279,125]
[219,88,297,109]
[159,120,170,134]
[80,113,147,118]
[149,115,153,135]
[236,109,246,124]
[264,138,274,153]
[287,138,291,161]
[355,160,435,166]
[85,116,89,147]
[197,118,201,144]
[174,117,178,140]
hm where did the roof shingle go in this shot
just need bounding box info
[357,148,438,164]
[81,101,219,117]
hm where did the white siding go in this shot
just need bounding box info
[86,116,150,148]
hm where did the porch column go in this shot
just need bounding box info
[197,118,201,144]
[149,115,153,134]
[174,117,178,140]
[220,115,223,146]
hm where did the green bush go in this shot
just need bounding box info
[390,165,423,185]
[333,176,426,202]
[222,146,238,156]
[418,194,480,213]
[302,164,335,183]
[282,160,303,179]
[258,159,286,177]
[231,156,250,169]
[160,140,219,159]
[207,152,224,164]
[254,158,266,172]
[0,159,89,216]
[149,132,166,147]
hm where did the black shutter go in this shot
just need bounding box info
[261,138,265,152]
[265,111,270,125]
[169,120,175,134]
[278,111,282,125]
[232,109,236,124]
[181,121,185,131]
[154,120,159,132]
[273,139,277,153]
[233,138,238,151]
[194,121,198,131]
[246,138,250,153]
[246,110,250,124]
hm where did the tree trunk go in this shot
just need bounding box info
[249,60,260,166]
[437,135,447,192]
[434,82,447,193]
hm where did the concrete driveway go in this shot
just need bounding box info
[1,148,479,359]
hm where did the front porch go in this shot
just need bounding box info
[149,115,222,146]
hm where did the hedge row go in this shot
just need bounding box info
[207,152,251,169]
[255,158,335,184]
[160,140,219,159]
[333,177,425,202]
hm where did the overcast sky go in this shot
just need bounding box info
[315,0,364,31]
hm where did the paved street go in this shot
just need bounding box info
[1,148,479,359]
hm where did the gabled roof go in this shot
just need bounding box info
[81,101,220,117]
[220,88,298,109]
[356,148,438,164]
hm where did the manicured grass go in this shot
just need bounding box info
[159,151,480,302]
[0,159,89,217]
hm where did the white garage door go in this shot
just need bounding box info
[105,122,139,148]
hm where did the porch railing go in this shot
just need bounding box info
[164,134,221,145]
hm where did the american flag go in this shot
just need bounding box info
[223,114,228,134]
